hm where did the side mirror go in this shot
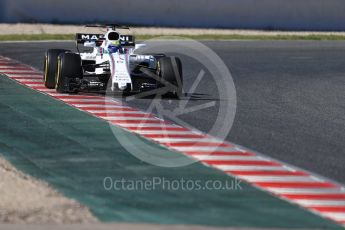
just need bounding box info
[84,41,96,47]
[135,44,146,50]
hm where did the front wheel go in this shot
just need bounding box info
[56,53,83,93]
[157,56,183,98]
[43,49,70,89]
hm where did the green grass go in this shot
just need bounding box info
[0,34,75,41]
[1,33,345,41]
[139,34,345,41]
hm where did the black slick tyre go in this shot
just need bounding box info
[56,53,83,93]
[43,49,70,89]
[157,57,183,98]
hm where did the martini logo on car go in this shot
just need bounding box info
[81,34,101,40]
[120,36,130,41]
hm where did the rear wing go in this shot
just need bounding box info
[119,35,135,47]
[76,33,104,44]
[76,33,135,46]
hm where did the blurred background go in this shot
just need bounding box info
[0,0,345,31]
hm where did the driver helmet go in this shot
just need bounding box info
[108,41,120,53]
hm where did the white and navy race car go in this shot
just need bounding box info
[43,24,183,97]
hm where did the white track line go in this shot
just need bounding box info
[88,110,145,114]
[152,138,223,143]
[100,116,159,121]
[72,104,123,108]
[267,187,345,194]
[170,146,238,152]
[238,176,319,183]
[321,213,345,222]
[134,130,200,135]
[212,165,286,171]
[61,99,115,102]
[117,123,179,128]
[8,75,42,78]
[293,200,345,206]
[15,79,43,82]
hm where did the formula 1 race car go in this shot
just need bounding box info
[43,24,183,97]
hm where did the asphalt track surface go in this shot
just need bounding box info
[0,40,344,186]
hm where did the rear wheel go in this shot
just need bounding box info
[43,49,70,89]
[56,53,83,93]
[157,57,183,98]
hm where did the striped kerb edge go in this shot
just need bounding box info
[1,56,344,227]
